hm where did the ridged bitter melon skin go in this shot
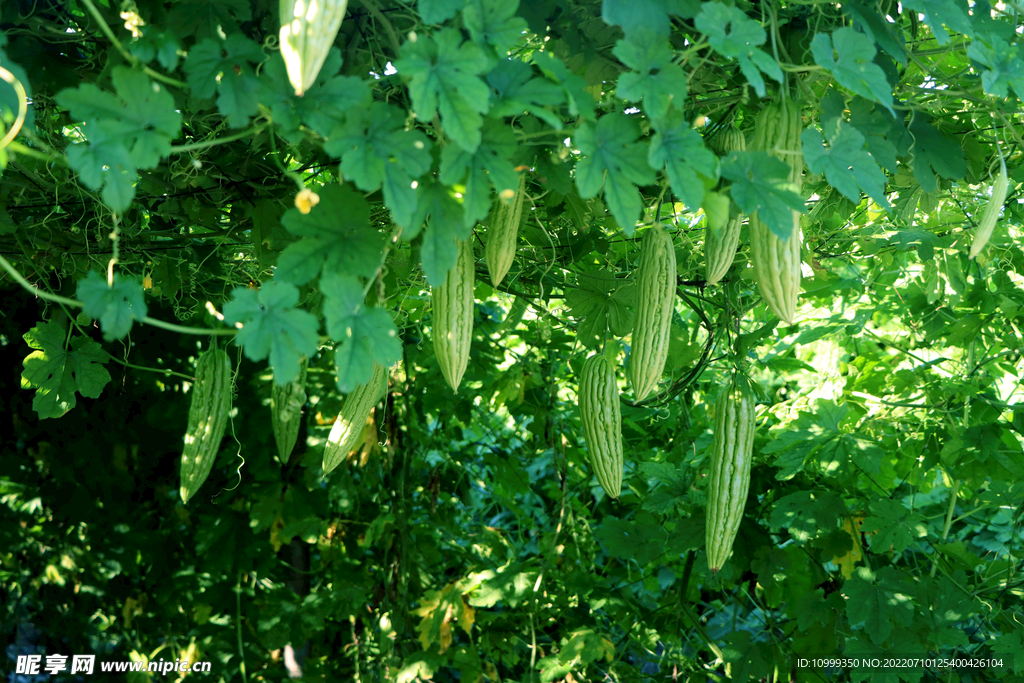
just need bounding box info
[628,224,677,401]
[323,363,388,473]
[968,157,1009,260]
[432,239,475,392]
[579,354,624,499]
[705,378,757,573]
[705,127,747,285]
[271,358,308,464]
[180,348,233,504]
[485,173,526,287]
[749,97,804,324]
[279,0,350,96]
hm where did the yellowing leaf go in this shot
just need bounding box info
[416,613,435,651]
[831,516,864,578]
[601,636,616,662]
[438,619,453,653]
[458,597,475,635]
[270,515,285,552]
[122,595,146,629]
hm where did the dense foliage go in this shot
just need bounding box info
[2,0,1024,681]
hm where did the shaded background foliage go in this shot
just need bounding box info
[2,0,1024,681]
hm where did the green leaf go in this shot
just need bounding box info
[63,128,129,193]
[649,110,719,210]
[276,185,382,286]
[537,658,574,683]
[808,398,850,431]
[721,631,773,683]
[695,2,782,97]
[321,273,403,393]
[639,462,691,513]
[794,589,842,631]
[763,427,824,480]
[932,540,983,572]
[967,33,1024,100]
[63,124,137,212]
[721,151,805,239]
[56,83,124,121]
[860,499,927,553]
[411,176,470,284]
[111,70,181,167]
[991,631,1024,672]
[21,321,112,420]
[802,124,890,208]
[327,102,433,229]
[56,66,183,211]
[76,271,148,341]
[886,227,937,261]
[613,31,688,119]
[128,28,182,71]
[260,48,372,140]
[766,357,820,376]
[439,118,520,227]
[463,0,529,58]
[601,0,699,39]
[594,516,672,565]
[845,634,925,682]
[0,205,14,235]
[222,281,320,385]
[848,97,901,172]
[565,268,635,347]
[418,0,465,23]
[532,52,597,121]
[166,0,252,38]
[394,28,491,152]
[840,0,907,66]
[811,28,895,114]
[735,319,778,357]
[638,461,687,488]
[905,115,966,192]
[486,60,565,129]
[900,0,973,45]
[468,567,538,608]
[56,67,181,169]
[183,34,265,128]
[539,629,615,680]
[931,572,976,631]
[573,113,656,235]
[666,319,701,370]
[767,490,845,543]
[843,567,916,645]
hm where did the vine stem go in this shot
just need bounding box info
[113,358,193,380]
[3,141,61,164]
[0,253,235,336]
[678,600,728,672]
[516,128,572,140]
[779,64,825,72]
[78,0,188,89]
[350,615,361,682]
[930,478,961,578]
[995,110,1024,148]
[0,254,79,308]
[0,65,28,149]
[169,126,265,154]
[357,0,402,56]
[235,572,248,683]
[673,37,709,66]
[528,612,538,682]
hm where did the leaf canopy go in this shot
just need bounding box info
[3,0,1024,680]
